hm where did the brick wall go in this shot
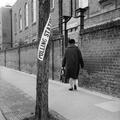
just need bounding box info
[79,20,120,97]
[0,43,37,75]
[84,8,120,28]
[0,7,12,50]
[49,45,52,79]
[12,0,38,45]
[51,0,59,28]
[0,52,5,66]
[6,48,19,70]
[2,7,12,49]
[0,41,57,80]
[62,0,71,16]
[20,44,37,74]
[12,0,59,46]
[53,40,62,80]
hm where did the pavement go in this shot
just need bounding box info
[0,66,120,120]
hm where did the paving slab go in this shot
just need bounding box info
[0,79,35,120]
[0,66,120,120]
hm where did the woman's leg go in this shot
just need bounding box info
[73,79,77,90]
[69,78,74,90]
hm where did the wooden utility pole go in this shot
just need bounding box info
[35,0,50,120]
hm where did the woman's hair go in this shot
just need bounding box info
[68,39,75,44]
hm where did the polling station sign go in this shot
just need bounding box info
[37,15,51,61]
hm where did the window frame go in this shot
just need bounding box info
[19,8,22,31]
[24,2,29,27]
[14,13,17,34]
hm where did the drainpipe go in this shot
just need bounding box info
[62,16,71,50]
[76,8,86,46]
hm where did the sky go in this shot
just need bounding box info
[0,0,17,7]
[0,0,88,8]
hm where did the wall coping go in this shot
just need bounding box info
[82,19,120,34]
[0,41,38,53]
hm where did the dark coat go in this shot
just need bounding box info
[62,44,84,80]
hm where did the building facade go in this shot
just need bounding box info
[12,0,39,47]
[85,0,120,28]
[0,0,120,97]
[52,0,120,97]
[62,0,120,43]
[0,6,12,50]
[79,0,120,96]
[11,0,61,79]
[12,0,59,47]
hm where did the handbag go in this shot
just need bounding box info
[60,67,65,83]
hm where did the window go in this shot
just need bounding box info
[31,0,36,23]
[19,9,22,31]
[25,2,28,27]
[14,13,17,34]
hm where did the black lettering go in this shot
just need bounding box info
[39,47,44,51]
[42,38,47,42]
[39,50,44,58]
[41,42,45,48]
[46,26,50,31]
[41,44,45,49]
[40,38,47,48]
[44,30,50,37]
